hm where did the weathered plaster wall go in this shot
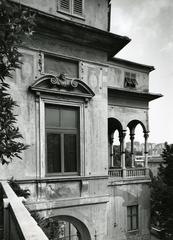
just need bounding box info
[108,105,149,131]
[28,200,108,240]
[0,49,38,179]
[13,0,108,31]
[81,62,108,176]
[29,34,107,64]
[108,65,149,92]
[107,182,151,240]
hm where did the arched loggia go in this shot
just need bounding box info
[127,120,149,168]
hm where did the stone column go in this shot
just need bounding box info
[120,130,126,177]
[110,133,114,168]
[144,132,149,168]
[130,133,135,168]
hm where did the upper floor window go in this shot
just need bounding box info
[57,0,84,18]
[124,72,137,88]
[127,205,138,231]
[45,104,79,175]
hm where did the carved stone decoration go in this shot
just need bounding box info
[50,73,78,89]
[30,73,95,101]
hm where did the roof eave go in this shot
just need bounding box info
[35,10,131,57]
[108,87,163,102]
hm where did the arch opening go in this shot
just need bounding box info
[108,118,123,168]
[37,215,91,240]
[127,120,148,168]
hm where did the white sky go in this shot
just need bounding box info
[110,0,173,144]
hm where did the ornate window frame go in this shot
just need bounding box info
[30,73,94,178]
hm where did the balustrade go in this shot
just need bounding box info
[108,167,148,178]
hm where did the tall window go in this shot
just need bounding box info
[57,0,84,17]
[45,104,79,175]
[127,205,138,231]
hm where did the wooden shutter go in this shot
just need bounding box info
[59,0,71,13]
[73,0,83,16]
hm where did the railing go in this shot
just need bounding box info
[109,168,122,177]
[0,181,48,240]
[108,167,148,178]
[126,168,146,177]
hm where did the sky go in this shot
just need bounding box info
[110,0,173,144]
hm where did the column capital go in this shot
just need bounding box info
[130,133,135,141]
[119,130,126,141]
[144,131,149,139]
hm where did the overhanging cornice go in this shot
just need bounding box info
[35,10,131,58]
[108,87,162,102]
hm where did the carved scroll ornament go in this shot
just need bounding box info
[50,73,78,89]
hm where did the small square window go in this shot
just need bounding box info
[124,72,137,88]
[127,205,138,231]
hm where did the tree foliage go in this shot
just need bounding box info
[0,0,35,164]
[151,143,173,240]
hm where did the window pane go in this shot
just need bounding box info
[132,215,137,230]
[64,134,77,172]
[127,207,131,216]
[61,108,77,128]
[132,206,137,215]
[45,105,60,127]
[127,216,131,231]
[47,133,61,173]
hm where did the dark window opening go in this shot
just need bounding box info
[124,72,137,88]
[127,205,138,231]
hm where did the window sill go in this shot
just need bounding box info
[57,10,85,21]
[127,229,139,234]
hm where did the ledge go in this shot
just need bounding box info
[26,195,109,212]
[0,175,109,184]
[108,87,162,102]
[108,177,151,186]
[109,57,155,73]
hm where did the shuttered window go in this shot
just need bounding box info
[59,0,71,13]
[58,0,84,17]
[124,72,137,88]
[45,104,79,175]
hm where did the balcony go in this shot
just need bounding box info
[108,167,149,179]
[0,181,48,240]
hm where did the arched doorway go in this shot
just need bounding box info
[37,215,91,240]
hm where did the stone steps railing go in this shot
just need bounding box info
[0,181,48,240]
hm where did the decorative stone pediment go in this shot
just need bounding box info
[30,73,95,100]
